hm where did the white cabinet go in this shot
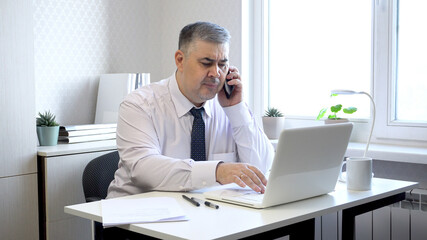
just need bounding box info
[0,0,38,239]
[0,175,39,240]
[38,140,116,240]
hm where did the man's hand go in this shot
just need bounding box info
[216,162,268,193]
[217,66,243,107]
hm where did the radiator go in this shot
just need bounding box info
[316,189,427,240]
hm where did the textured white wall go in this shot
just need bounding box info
[34,0,163,125]
[157,0,242,80]
[34,0,242,125]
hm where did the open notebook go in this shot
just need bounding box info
[204,123,353,209]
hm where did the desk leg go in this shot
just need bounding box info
[342,192,405,240]
[241,218,315,240]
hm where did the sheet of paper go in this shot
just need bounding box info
[101,197,188,227]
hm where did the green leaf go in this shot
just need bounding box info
[328,114,337,119]
[343,106,357,114]
[330,104,342,113]
[36,110,59,126]
[316,108,327,120]
[264,107,284,117]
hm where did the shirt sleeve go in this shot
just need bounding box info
[115,99,221,193]
[222,102,274,173]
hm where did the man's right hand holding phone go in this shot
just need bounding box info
[218,66,243,107]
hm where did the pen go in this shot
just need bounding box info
[191,197,219,209]
[182,195,200,207]
[204,201,220,209]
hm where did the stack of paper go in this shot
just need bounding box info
[101,197,188,227]
[58,123,116,143]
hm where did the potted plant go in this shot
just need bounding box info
[316,104,357,124]
[262,107,285,139]
[36,110,60,146]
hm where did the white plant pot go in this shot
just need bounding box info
[262,117,285,139]
[324,118,349,124]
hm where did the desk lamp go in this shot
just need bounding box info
[331,90,376,157]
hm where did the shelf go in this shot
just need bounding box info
[37,139,116,157]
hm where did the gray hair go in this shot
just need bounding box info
[178,21,231,55]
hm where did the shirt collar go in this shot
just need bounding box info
[169,72,212,118]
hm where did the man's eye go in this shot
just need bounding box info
[202,63,211,67]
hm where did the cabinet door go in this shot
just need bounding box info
[0,0,37,178]
[45,150,114,222]
[48,217,92,240]
[0,174,38,240]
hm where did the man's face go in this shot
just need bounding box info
[175,40,229,106]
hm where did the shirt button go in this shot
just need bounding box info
[179,186,184,189]
[202,181,207,185]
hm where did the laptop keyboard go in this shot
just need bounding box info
[220,189,264,203]
[238,193,264,202]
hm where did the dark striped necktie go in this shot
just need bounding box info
[189,107,205,161]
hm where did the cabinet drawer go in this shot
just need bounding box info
[47,217,92,240]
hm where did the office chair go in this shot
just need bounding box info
[82,151,119,240]
[82,151,157,240]
[82,151,119,203]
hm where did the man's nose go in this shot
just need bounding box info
[208,65,220,78]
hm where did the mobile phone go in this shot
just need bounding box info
[223,71,234,99]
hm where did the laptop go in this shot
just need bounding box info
[204,122,353,209]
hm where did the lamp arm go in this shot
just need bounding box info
[360,92,376,157]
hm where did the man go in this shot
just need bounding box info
[107,21,274,198]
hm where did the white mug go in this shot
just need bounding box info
[339,157,373,191]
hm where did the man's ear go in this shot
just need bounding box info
[175,50,185,72]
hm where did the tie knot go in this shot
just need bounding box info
[190,107,204,119]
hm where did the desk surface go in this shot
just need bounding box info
[65,178,417,240]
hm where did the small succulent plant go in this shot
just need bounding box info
[36,111,59,127]
[264,107,284,117]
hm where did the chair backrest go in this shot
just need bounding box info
[82,151,119,202]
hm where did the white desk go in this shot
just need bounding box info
[65,178,417,240]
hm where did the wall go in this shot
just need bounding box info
[0,0,39,239]
[34,0,163,125]
[374,160,427,188]
[0,1,242,238]
[34,0,242,125]
[157,0,242,79]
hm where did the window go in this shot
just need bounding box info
[374,0,427,141]
[394,0,427,123]
[268,0,372,119]
[252,0,427,143]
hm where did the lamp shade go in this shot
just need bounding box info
[331,89,358,95]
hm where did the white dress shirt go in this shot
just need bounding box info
[107,73,274,198]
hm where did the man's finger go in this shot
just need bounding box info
[248,165,268,185]
[234,174,246,188]
[241,169,263,188]
[240,171,264,193]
